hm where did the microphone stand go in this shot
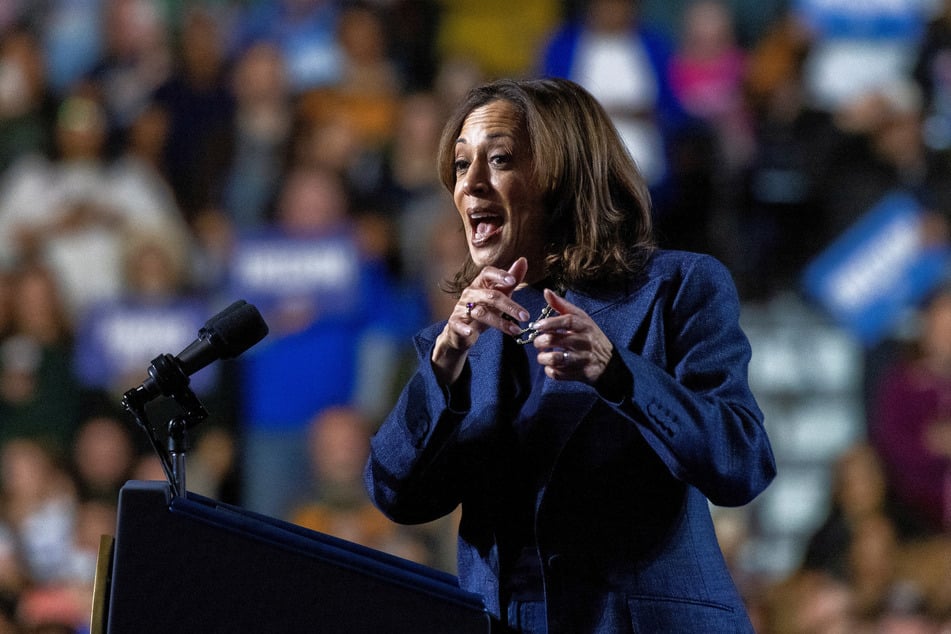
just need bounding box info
[121,354,209,498]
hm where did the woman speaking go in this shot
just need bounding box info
[364,77,776,633]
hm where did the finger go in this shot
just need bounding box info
[475,265,519,291]
[543,288,581,315]
[472,257,529,293]
[466,300,525,337]
[532,312,588,345]
[542,349,576,380]
[543,347,580,367]
[507,257,528,286]
[463,289,530,324]
[447,318,475,341]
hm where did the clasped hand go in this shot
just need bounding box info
[431,257,614,386]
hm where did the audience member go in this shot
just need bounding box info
[231,164,406,518]
[870,285,951,536]
[436,0,560,79]
[913,0,951,151]
[0,23,55,174]
[151,6,235,223]
[793,0,932,113]
[0,265,81,454]
[232,0,344,94]
[0,440,115,632]
[662,0,753,262]
[69,412,136,506]
[801,443,889,581]
[0,438,77,589]
[762,569,855,634]
[670,0,753,170]
[72,229,207,400]
[221,40,294,231]
[290,405,455,570]
[364,90,449,281]
[290,407,405,548]
[540,0,683,188]
[0,88,187,320]
[298,2,402,152]
[36,0,104,96]
[816,78,951,248]
[736,10,842,298]
[383,0,440,92]
[83,0,172,157]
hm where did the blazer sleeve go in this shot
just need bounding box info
[363,325,473,525]
[612,255,776,506]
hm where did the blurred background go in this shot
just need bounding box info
[0,0,949,631]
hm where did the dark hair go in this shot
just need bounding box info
[436,77,655,294]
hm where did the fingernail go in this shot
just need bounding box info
[504,275,516,285]
[518,310,530,321]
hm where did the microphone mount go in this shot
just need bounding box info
[121,354,209,498]
[120,299,267,498]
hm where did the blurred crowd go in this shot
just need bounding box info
[0,0,948,631]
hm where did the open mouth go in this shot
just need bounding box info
[469,209,504,246]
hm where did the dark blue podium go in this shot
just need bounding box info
[94,481,494,633]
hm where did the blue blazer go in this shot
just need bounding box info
[366,251,776,632]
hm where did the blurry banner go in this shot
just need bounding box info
[75,299,216,393]
[228,231,361,319]
[802,191,951,346]
[793,0,927,39]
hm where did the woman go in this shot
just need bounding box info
[871,285,951,535]
[364,78,775,633]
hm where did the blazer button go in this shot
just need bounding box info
[411,417,430,447]
[545,554,562,572]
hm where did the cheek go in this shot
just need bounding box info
[453,185,467,216]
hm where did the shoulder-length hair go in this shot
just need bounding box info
[437,77,655,295]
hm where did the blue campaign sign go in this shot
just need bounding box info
[75,299,216,393]
[228,230,362,318]
[802,191,951,346]
[793,0,927,39]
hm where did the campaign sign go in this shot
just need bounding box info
[75,299,214,393]
[802,191,951,346]
[227,231,361,318]
[793,0,926,39]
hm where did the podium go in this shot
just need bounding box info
[94,481,494,633]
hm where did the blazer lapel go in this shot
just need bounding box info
[564,275,663,353]
[535,278,664,468]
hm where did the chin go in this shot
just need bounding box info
[469,249,506,270]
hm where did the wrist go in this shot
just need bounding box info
[595,347,632,404]
[431,334,467,387]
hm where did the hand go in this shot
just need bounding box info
[531,289,614,385]
[431,258,531,385]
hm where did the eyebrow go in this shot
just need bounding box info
[455,131,516,145]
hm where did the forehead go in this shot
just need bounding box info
[458,99,524,142]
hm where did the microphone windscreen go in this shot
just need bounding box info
[201,300,269,359]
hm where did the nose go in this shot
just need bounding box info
[459,158,489,196]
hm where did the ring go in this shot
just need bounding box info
[562,350,569,364]
[465,302,474,317]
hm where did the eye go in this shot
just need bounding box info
[453,158,469,173]
[490,153,512,167]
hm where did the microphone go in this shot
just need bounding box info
[123,300,269,408]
